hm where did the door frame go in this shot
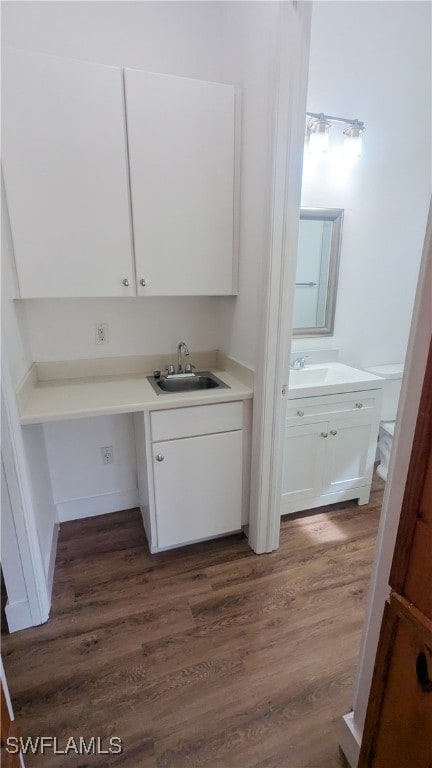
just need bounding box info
[339,203,432,764]
[248,1,312,552]
[1,354,50,630]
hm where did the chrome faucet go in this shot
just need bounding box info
[177,341,190,373]
[291,356,307,370]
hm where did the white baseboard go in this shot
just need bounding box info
[46,522,60,598]
[339,712,361,768]
[281,485,371,516]
[57,488,139,522]
[5,599,33,633]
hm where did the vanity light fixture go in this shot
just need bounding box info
[306,111,366,158]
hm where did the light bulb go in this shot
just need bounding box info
[309,129,329,155]
[307,116,331,156]
[343,122,364,160]
[343,134,363,160]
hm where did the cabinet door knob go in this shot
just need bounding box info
[122,278,130,287]
[155,453,164,462]
[297,410,305,417]
[355,402,363,409]
[321,432,328,438]
[140,278,148,287]
[330,430,337,436]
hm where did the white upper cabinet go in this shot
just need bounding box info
[3,51,239,298]
[124,69,238,296]
[2,49,135,298]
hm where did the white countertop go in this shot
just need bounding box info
[18,369,253,425]
[287,362,384,399]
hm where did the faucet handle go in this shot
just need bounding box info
[165,364,175,376]
[291,355,309,369]
[185,363,195,374]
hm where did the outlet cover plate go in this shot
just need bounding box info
[95,323,109,345]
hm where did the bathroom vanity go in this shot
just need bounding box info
[282,363,383,515]
[17,358,253,553]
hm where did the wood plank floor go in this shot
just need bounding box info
[2,476,384,768]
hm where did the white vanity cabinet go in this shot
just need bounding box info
[282,389,383,515]
[3,49,239,298]
[135,402,244,552]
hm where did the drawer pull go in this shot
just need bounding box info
[155,453,165,462]
[330,430,337,436]
[297,410,305,417]
[355,402,363,409]
[321,432,328,438]
[416,651,432,693]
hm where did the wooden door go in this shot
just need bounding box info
[3,48,135,298]
[362,596,432,768]
[389,342,432,621]
[359,339,432,767]
[1,681,21,767]
[403,447,432,618]
[125,68,237,296]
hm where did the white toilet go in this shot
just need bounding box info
[365,363,404,481]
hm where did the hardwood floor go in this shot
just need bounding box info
[2,476,384,768]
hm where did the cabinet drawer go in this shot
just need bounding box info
[151,401,243,442]
[286,391,380,426]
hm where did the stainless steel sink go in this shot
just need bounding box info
[147,371,229,395]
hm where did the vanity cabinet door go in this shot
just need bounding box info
[125,68,238,296]
[152,430,242,549]
[281,422,328,508]
[3,49,135,298]
[323,416,377,495]
[282,392,381,515]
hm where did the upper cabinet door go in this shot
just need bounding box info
[125,69,238,296]
[2,49,135,298]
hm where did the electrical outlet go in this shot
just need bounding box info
[95,323,108,345]
[101,445,114,465]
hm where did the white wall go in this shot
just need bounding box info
[2,0,223,79]
[44,415,139,521]
[1,459,30,628]
[2,177,57,621]
[23,298,223,362]
[1,181,32,386]
[21,425,57,578]
[2,1,284,520]
[293,0,431,369]
[218,1,281,369]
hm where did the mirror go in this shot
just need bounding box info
[292,207,344,337]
